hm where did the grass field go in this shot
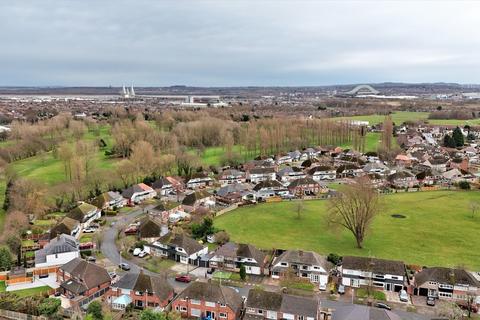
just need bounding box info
[336,111,480,126]
[215,190,480,269]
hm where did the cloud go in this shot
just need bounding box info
[0,0,479,86]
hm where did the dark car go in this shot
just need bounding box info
[119,263,130,271]
[175,275,191,283]
[374,303,391,310]
[426,296,436,306]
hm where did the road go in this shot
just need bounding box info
[100,205,189,292]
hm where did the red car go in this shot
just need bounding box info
[175,275,191,283]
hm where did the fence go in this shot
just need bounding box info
[214,204,238,217]
[0,309,48,320]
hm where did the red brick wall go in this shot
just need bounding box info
[172,299,238,320]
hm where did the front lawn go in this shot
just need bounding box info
[144,258,175,273]
[10,286,51,297]
[79,235,93,243]
[215,190,480,268]
[356,288,386,301]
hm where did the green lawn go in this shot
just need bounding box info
[215,191,480,269]
[336,111,480,126]
[340,132,383,152]
[189,145,248,166]
[0,281,5,292]
[10,286,51,297]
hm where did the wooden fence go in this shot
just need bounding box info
[0,309,48,320]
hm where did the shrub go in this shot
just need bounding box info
[327,253,341,265]
[458,181,471,190]
[37,298,61,316]
[105,210,117,216]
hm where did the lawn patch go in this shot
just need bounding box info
[144,258,175,273]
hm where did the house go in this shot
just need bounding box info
[271,250,330,287]
[57,258,111,307]
[171,281,243,320]
[147,232,208,265]
[442,168,464,183]
[109,271,174,310]
[216,184,255,204]
[151,177,174,196]
[218,169,246,186]
[247,167,276,184]
[288,177,325,196]
[186,174,215,189]
[138,217,163,242]
[395,154,413,167]
[66,202,101,228]
[122,183,157,205]
[387,170,417,189]
[35,234,80,268]
[362,162,389,176]
[277,167,307,183]
[341,256,406,292]
[182,190,215,211]
[50,217,81,239]
[336,164,364,178]
[309,165,337,181]
[209,242,267,275]
[92,191,126,211]
[329,304,402,320]
[413,267,480,301]
[253,180,286,193]
[245,290,321,320]
[150,201,181,222]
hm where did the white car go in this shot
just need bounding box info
[83,227,96,233]
[138,251,148,258]
[399,289,409,302]
[133,248,142,256]
[319,283,327,291]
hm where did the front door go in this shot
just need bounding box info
[206,311,215,319]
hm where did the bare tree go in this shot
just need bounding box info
[328,177,382,248]
[294,200,305,220]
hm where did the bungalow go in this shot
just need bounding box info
[171,281,243,320]
[442,168,464,183]
[92,191,126,211]
[218,169,246,186]
[413,267,480,301]
[182,190,215,211]
[309,165,337,181]
[57,258,111,307]
[276,154,293,165]
[66,202,101,228]
[209,242,267,275]
[35,234,80,268]
[150,201,181,222]
[122,183,157,205]
[271,250,330,287]
[277,167,306,183]
[336,164,364,178]
[151,177,174,196]
[148,232,208,265]
[186,174,215,189]
[109,271,174,310]
[362,162,389,176]
[253,180,287,194]
[216,183,255,204]
[341,256,406,292]
[288,177,324,196]
[138,217,163,242]
[247,167,276,184]
[245,290,320,320]
[50,217,81,239]
[287,150,302,162]
[329,304,402,320]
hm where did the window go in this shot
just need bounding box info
[280,262,288,267]
[191,308,201,317]
[219,303,226,307]
[205,301,216,307]
[180,306,187,312]
[219,313,227,319]
[258,309,263,314]
[302,265,308,270]
[190,299,201,305]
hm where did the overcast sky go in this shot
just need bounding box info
[1,0,480,86]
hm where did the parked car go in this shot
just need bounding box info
[319,283,327,291]
[83,227,96,233]
[133,248,142,256]
[138,251,148,258]
[119,263,130,271]
[338,285,345,295]
[374,303,391,310]
[426,296,436,306]
[399,289,409,302]
[109,272,117,280]
[175,275,191,283]
[86,256,96,263]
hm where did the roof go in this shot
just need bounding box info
[274,250,330,269]
[253,179,284,191]
[67,203,98,222]
[246,291,319,317]
[288,177,320,188]
[216,183,251,197]
[345,85,379,95]
[92,191,123,208]
[182,190,211,206]
[214,242,265,265]
[342,256,405,276]
[151,177,172,189]
[113,294,132,306]
[35,234,79,264]
[60,258,110,293]
[115,271,173,301]
[122,183,153,198]
[153,201,179,212]
[387,170,415,181]
[246,290,282,310]
[138,218,162,238]
[332,304,401,320]
[175,281,242,312]
[157,232,205,255]
[50,217,80,239]
[415,267,480,287]
[249,167,275,174]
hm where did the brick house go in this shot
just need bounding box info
[109,271,174,310]
[171,281,243,320]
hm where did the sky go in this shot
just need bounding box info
[1,0,480,87]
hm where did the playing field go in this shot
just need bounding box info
[336,111,480,126]
[215,190,480,269]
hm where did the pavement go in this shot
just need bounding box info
[6,274,59,291]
